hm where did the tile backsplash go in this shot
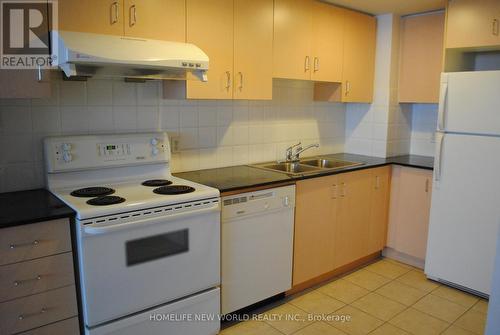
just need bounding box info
[0,76,346,192]
[409,103,438,157]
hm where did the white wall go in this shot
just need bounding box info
[0,76,346,193]
[409,104,438,156]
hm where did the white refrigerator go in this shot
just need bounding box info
[425,71,500,296]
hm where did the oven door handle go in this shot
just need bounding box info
[82,206,219,236]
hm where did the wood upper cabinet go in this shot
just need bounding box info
[387,166,433,262]
[58,0,125,35]
[293,175,338,286]
[311,2,344,83]
[273,0,313,81]
[233,0,274,100]
[446,0,500,49]
[123,0,185,41]
[186,0,234,99]
[368,166,391,255]
[334,169,373,268]
[342,9,376,103]
[399,12,445,103]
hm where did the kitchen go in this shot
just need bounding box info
[0,0,499,334]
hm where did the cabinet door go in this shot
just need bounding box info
[311,2,344,83]
[446,0,500,48]
[123,0,185,41]
[368,166,391,255]
[335,169,373,268]
[293,175,338,286]
[399,12,445,103]
[273,0,313,80]
[58,0,124,35]
[387,166,433,260]
[233,0,273,100]
[342,10,376,103]
[186,0,234,99]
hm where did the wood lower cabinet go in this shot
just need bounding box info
[446,0,500,49]
[334,169,373,267]
[387,166,433,263]
[293,175,338,286]
[399,12,445,103]
[293,167,391,288]
[342,10,376,103]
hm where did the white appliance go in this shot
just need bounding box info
[425,71,500,296]
[221,186,295,315]
[44,132,220,335]
[486,227,500,334]
[53,30,209,81]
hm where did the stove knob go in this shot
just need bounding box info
[150,138,158,146]
[62,143,72,151]
[63,152,73,162]
[152,147,159,156]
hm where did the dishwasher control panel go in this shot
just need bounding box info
[221,185,296,221]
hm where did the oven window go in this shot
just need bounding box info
[126,229,189,266]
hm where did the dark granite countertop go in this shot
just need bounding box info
[0,189,75,229]
[175,154,434,193]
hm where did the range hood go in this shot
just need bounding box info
[53,31,209,81]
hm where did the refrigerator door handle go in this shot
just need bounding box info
[437,82,448,131]
[434,132,444,182]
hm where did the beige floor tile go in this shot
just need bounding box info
[318,279,370,304]
[454,309,487,335]
[262,303,312,334]
[293,322,348,335]
[375,281,428,306]
[383,258,415,270]
[343,269,392,291]
[389,308,450,335]
[368,323,410,335]
[364,260,411,279]
[431,286,479,308]
[327,305,384,335]
[351,293,407,321]
[395,270,440,292]
[471,299,489,314]
[412,294,468,323]
[441,325,478,335]
[220,320,282,335]
[290,290,345,315]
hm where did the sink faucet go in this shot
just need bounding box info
[284,142,320,162]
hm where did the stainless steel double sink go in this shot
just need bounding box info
[251,157,364,176]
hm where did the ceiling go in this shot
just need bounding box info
[324,0,445,15]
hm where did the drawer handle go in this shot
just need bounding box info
[18,308,46,320]
[14,275,42,286]
[10,240,39,249]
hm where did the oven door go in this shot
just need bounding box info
[77,200,220,327]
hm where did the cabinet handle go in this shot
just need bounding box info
[345,81,351,96]
[304,56,310,72]
[18,308,46,320]
[425,178,430,193]
[340,182,346,197]
[10,240,39,249]
[110,1,119,24]
[238,72,243,90]
[129,4,137,27]
[225,71,231,90]
[375,175,380,190]
[313,57,319,72]
[493,19,499,36]
[36,66,43,82]
[331,184,337,199]
[14,275,42,287]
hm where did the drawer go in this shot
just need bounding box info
[0,253,75,303]
[0,219,72,266]
[17,317,79,335]
[0,285,78,334]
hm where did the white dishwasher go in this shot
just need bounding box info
[221,185,295,315]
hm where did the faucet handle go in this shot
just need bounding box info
[286,142,302,152]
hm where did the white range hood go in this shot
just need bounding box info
[53,31,209,81]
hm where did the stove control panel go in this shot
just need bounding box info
[44,132,170,173]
